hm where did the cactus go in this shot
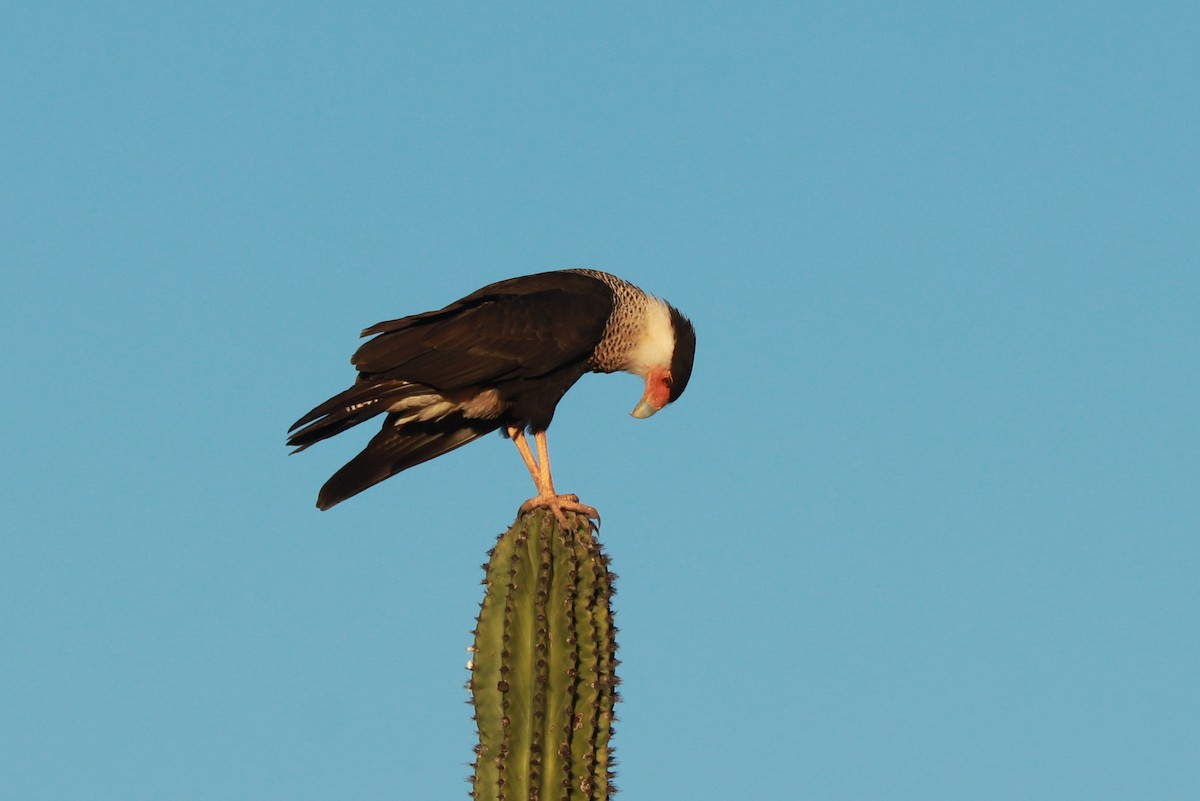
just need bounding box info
[469,509,619,801]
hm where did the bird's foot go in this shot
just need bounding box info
[520,493,600,531]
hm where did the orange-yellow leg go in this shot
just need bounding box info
[506,426,599,527]
[507,426,541,481]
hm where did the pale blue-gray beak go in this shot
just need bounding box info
[630,398,659,419]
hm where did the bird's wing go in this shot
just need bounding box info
[351,273,613,388]
[315,415,496,510]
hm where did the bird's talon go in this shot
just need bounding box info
[519,494,600,531]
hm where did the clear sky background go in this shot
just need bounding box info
[3,3,1197,799]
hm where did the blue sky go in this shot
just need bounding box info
[3,3,1197,799]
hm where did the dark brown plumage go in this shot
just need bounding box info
[288,269,695,516]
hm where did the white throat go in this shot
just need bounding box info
[625,299,675,377]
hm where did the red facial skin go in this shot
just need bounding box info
[631,367,673,418]
[645,367,673,410]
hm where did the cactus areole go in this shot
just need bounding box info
[288,270,695,522]
[470,510,619,801]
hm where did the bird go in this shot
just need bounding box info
[287,269,696,522]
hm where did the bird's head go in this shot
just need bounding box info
[629,304,696,419]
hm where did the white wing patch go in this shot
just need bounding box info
[386,387,504,422]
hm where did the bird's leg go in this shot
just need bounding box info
[518,430,599,528]
[507,427,598,528]
[507,426,542,485]
[534,428,558,496]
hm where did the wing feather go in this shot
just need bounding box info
[315,416,496,510]
[351,272,613,388]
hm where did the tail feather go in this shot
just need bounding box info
[288,380,420,452]
[316,415,497,510]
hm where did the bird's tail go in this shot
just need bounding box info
[287,379,420,452]
[315,415,497,510]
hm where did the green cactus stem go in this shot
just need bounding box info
[469,509,619,801]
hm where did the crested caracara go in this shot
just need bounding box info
[288,269,696,521]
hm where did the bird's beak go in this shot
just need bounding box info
[630,398,659,419]
[630,368,671,419]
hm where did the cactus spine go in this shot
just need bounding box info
[470,509,619,800]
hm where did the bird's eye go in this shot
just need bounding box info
[662,376,673,388]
